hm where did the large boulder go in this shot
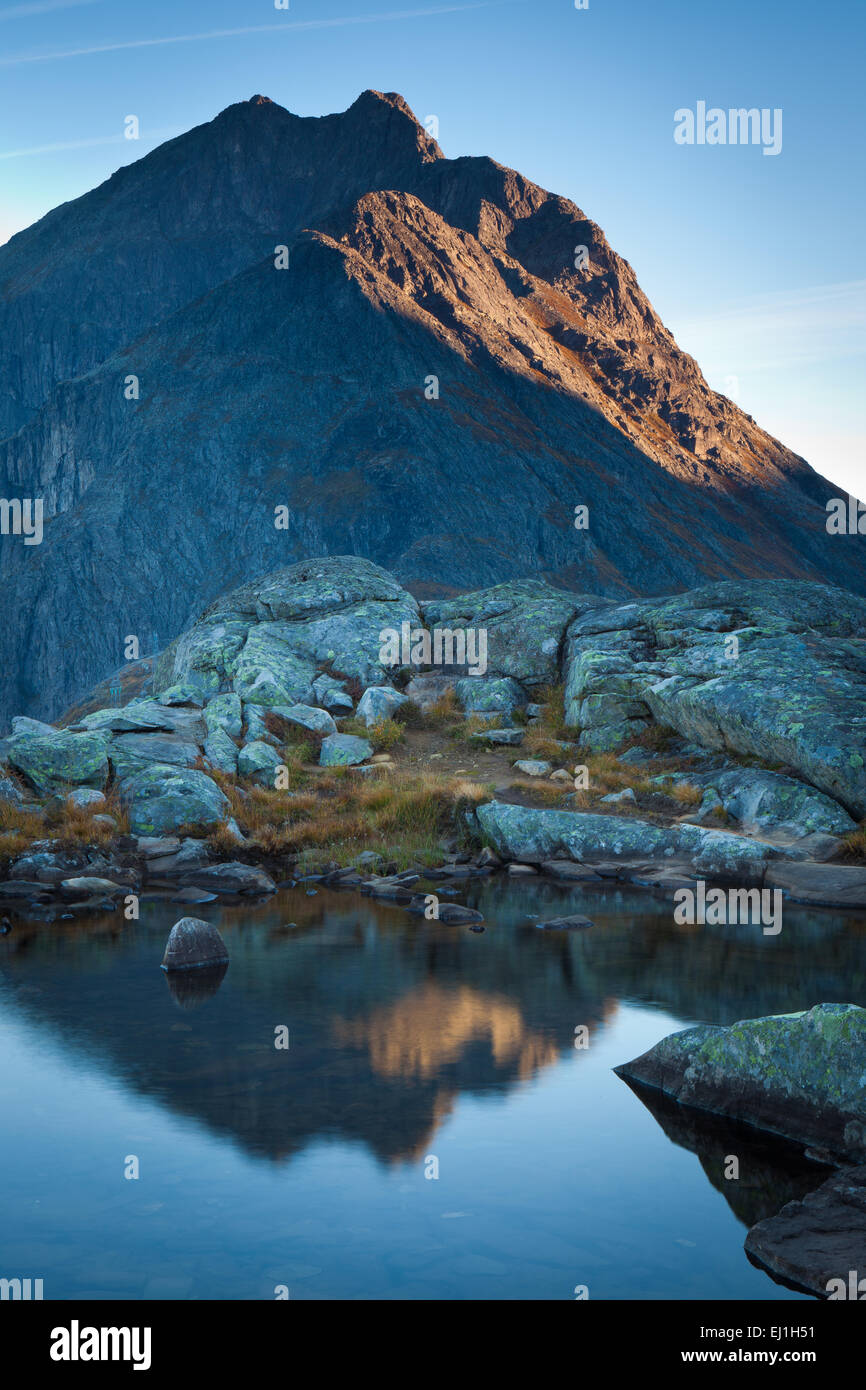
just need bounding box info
[161,916,230,971]
[616,1004,866,1163]
[745,1165,866,1299]
[421,580,603,686]
[237,740,284,787]
[474,800,795,880]
[275,703,338,736]
[693,767,856,839]
[157,556,420,704]
[5,729,109,797]
[455,676,526,718]
[203,692,243,738]
[203,725,239,774]
[320,733,373,767]
[79,706,173,733]
[120,764,229,835]
[563,580,866,816]
[356,686,408,726]
[108,732,201,780]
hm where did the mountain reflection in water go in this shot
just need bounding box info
[1,877,863,1300]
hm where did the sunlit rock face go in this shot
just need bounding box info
[1,92,862,725]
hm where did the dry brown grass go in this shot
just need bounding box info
[840,822,866,863]
[206,768,492,867]
[340,716,405,752]
[670,781,704,807]
[0,791,130,860]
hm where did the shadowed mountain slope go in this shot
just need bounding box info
[0,91,860,723]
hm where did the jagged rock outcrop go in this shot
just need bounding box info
[154,555,420,701]
[1,92,863,724]
[563,580,866,817]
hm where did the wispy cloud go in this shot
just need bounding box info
[671,280,866,375]
[0,0,102,20]
[0,126,181,159]
[0,2,500,66]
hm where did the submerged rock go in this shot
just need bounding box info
[161,915,230,971]
[615,1004,866,1163]
[535,914,593,929]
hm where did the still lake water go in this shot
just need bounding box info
[2,874,864,1301]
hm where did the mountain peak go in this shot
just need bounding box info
[247,93,273,105]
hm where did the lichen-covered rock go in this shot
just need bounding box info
[80,706,174,734]
[6,729,110,797]
[161,915,230,971]
[276,703,338,735]
[311,674,354,713]
[616,1003,866,1162]
[563,581,866,816]
[157,681,211,707]
[237,739,284,787]
[120,764,229,835]
[66,787,106,810]
[474,800,794,880]
[320,733,373,767]
[421,581,603,686]
[694,767,855,839]
[108,732,201,781]
[203,692,243,738]
[469,727,525,747]
[203,724,239,774]
[514,759,552,777]
[242,704,280,747]
[455,676,526,717]
[11,716,55,736]
[404,672,455,711]
[356,686,408,726]
[163,556,420,705]
[0,774,23,806]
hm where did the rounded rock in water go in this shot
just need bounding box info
[161,915,230,972]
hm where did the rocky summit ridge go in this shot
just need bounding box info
[0,90,862,725]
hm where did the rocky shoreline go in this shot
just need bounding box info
[617,1005,866,1299]
[3,554,866,1295]
[1,556,864,911]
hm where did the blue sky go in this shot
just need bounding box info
[0,0,862,495]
